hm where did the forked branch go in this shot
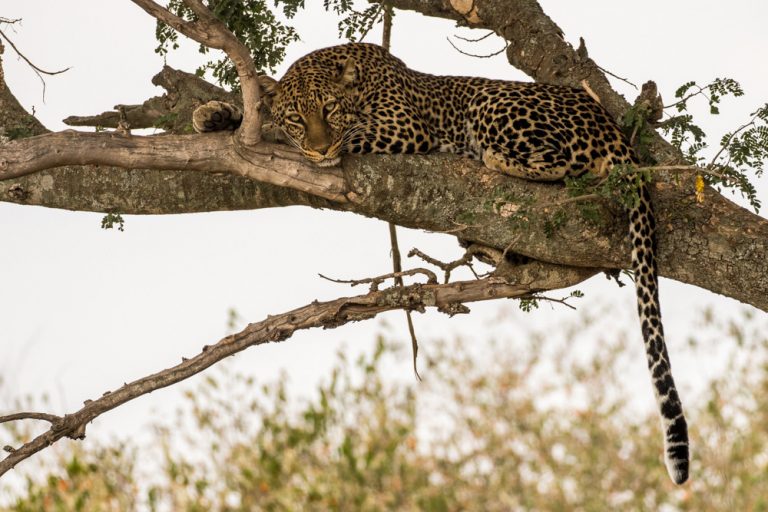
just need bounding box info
[129,0,262,144]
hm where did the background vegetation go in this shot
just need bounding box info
[2,306,766,511]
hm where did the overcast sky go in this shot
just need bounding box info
[1,0,767,484]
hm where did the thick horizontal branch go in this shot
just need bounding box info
[1,127,766,312]
[0,270,588,476]
[0,130,347,202]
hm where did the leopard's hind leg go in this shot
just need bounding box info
[481,144,573,181]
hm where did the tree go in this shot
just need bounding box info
[1,0,766,481]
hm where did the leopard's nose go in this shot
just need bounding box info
[310,141,331,154]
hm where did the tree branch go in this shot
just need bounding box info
[3,125,766,312]
[63,66,242,132]
[0,268,590,477]
[0,131,347,202]
[129,0,261,144]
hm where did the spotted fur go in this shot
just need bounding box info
[194,42,689,484]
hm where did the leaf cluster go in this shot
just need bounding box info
[710,103,768,211]
[658,78,743,164]
[659,78,764,211]
[155,1,386,90]
[100,212,125,232]
[155,0,301,90]
[319,0,386,41]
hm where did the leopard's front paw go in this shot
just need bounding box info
[192,101,243,133]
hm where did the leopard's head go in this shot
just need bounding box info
[260,57,360,167]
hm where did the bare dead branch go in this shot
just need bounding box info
[63,65,242,132]
[0,26,70,100]
[0,30,69,77]
[129,0,261,144]
[0,412,61,425]
[408,247,480,282]
[452,30,496,43]
[319,268,438,291]
[0,273,591,477]
[446,35,508,58]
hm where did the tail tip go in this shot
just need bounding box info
[666,458,689,485]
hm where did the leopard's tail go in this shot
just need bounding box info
[630,183,689,484]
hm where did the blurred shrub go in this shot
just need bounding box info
[2,306,767,511]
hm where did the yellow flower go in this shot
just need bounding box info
[695,174,705,203]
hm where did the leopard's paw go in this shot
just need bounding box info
[192,101,243,133]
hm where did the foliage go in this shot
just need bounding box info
[709,103,768,211]
[2,127,34,141]
[155,0,301,90]
[100,212,125,232]
[655,78,764,212]
[618,76,766,212]
[3,308,768,511]
[318,1,386,41]
[155,1,383,91]
[1,447,138,512]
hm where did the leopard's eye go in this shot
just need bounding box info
[286,113,303,125]
[323,100,338,116]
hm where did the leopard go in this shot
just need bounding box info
[193,42,690,484]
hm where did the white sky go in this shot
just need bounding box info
[1,0,767,484]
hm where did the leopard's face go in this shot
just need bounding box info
[260,61,360,167]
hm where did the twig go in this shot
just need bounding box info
[521,293,580,311]
[708,114,760,168]
[0,412,61,425]
[0,27,70,100]
[596,64,638,90]
[0,275,591,477]
[408,247,479,283]
[663,84,711,110]
[453,30,496,43]
[354,3,384,43]
[388,223,422,379]
[446,35,508,58]
[380,2,392,48]
[318,268,438,292]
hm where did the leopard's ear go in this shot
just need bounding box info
[258,76,280,107]
[335,57,357,88]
